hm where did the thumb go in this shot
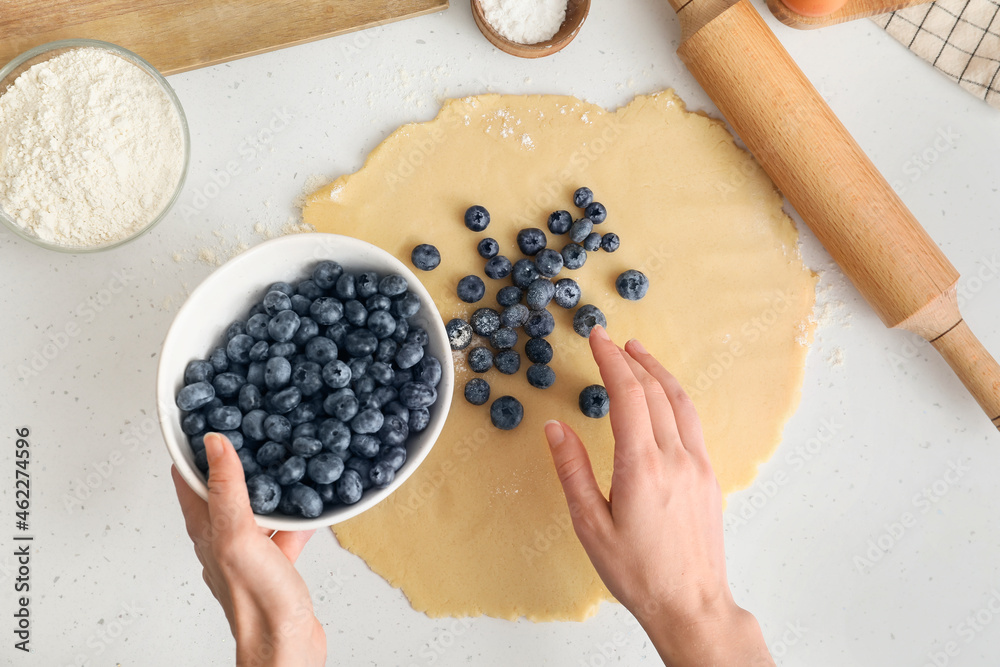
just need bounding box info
[204,432,256,535]
[544,420,610,535]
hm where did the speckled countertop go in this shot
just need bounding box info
[2,1,1000,665]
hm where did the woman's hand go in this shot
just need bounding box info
[172,432,326,667]
[544,326,773,666]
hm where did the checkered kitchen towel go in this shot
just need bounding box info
[873,0,1000,109]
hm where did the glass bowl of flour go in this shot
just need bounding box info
[0,39,189,252]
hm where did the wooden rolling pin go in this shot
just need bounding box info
[670,0,1000,429]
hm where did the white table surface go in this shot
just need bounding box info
[2,1,999,664]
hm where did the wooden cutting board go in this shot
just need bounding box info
[0,0,449,75]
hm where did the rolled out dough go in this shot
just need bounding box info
[303,92,816,621]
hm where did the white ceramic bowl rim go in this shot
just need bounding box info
[157,233,454,531]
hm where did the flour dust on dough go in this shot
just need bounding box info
[303,92,816,622]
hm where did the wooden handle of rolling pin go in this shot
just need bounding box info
[671,0,1000,428]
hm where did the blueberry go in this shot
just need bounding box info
[265,356,292,390]
[367,294,392,312]
[457,275,486,303]
[495,350,520,375]
[615,269,649,301]
[212,373,245,399]
[384,401,410,423]
[305,336,339,365]
[525,338,553,364]
[220,432,245,451]
[318,418,352,454]
[316,483,336,505]
[535,248,564,278]
[248,303,266,319]
[501,304,529,329]
[526,279,556,310]
[291,436,323,457]
[246,314,271,341]
[584,232,602,251]
[490,396,523,430]
[239,384,263,412]
[282,483,323,518]
[348,357,371,379]
[367,311,396,340]
[464,378,491,405]
[569,218,593,243]
[406,328,429,347]
[344,329,378,357]
[377,414,409,447]
[287,400,321,426]
[271,386,302,414]
[395,343,424,370]
[344,300,368,327]
[523,309,555,338]
[408,408,431,433]
[464,205,490,232]
[226,334,254,364]
[468,346,493,373]
[350,408,384,435]
[185,360,215,385]
[261,414,291,444]
[374,273,405,297]
[561,243,587,270]
[268,342,296,358]
[573,187,594,208]
[580,384,610,418]
[177,381,215,411]
[512,259,541,289]
[478,238,500,259]
[325,320,350,347]
[335,273,357,300]
[181,412,206,436]
[308,452,345,484]
[350,433,380,458]
[309,297,344,326]
[292,317,320,348]
[447,319,473,350]
[379,445,407,472]
[548,210,573,235]
[412,356,442,387]
[356,271,380,299]
[289,295,312,317]
[248,340,270,362]
[336,469,364,504]
[574,305,608,338]
[296,279,323,300]
[247,362,266,388]
[292,362,323,397]
[553,279,582,309]
[247,474,282,514]
[484,255,513,280]
[269,281,296,297]
[226,321,246,341]
[268,311,301,343]
[292,422,318,440]
[496,286,523,307]
[391,292,422,318]
[369,361,395,386]
[411,244,441,271]
[313,260,344,289]
[238,448,262,478]
[263,291,292,316]
[527,364,556,389]
[324,388,359,422]
[491,327,518,350]
[242,409,268,441]
[256,441,287,467]
[600,233,620,252]
[399,382,437,409]
[517,228,547,256]
[375,339,398,364]
[370,461,396,489]
[585,201,607,223]
[393,370,415,391]
[467,309,498,337]
[276,456,307,485]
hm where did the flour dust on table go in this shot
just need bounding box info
[304,91,817,621]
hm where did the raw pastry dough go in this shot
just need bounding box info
[303,92,816,621]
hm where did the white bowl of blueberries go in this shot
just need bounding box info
[157,233,453,531]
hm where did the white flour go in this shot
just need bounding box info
[480,0,568,44]
[0,47,184,247]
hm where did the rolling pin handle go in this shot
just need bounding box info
[928,319,1000,430]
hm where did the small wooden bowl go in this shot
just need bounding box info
[471,0,591,58]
